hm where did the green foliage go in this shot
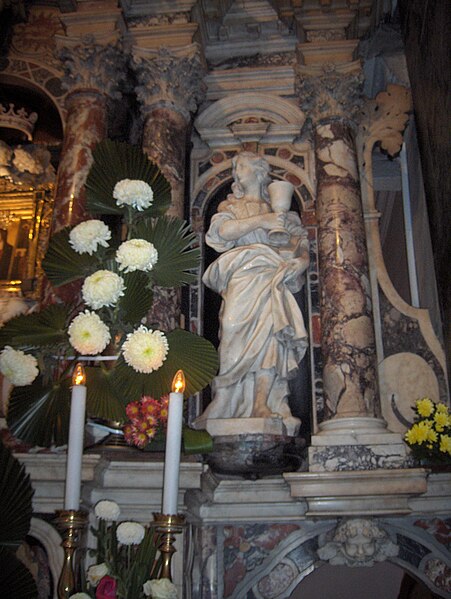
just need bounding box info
[85,140,171,217]
[135,217,200,287]
[0,441,37,599]
[42,227,100,287]
[7,376,71,446]
[111,329,219,404]
[0,303,71,351]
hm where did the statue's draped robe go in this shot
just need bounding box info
[202,197,308,419]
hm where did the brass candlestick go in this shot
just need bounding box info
[152,513,186,581]
[54,509,88,599]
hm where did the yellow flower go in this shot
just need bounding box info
[405,423,429,445]
[434,411,448,432]
[439,434,451,455]
[436,403,449,415]
[416,397,434,418]
[427,428,438,443]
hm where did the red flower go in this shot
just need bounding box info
[96,575,117,599]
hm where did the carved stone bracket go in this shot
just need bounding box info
[56,36,128,99]
[131,43,206,122]
[295,61,363,125]
[317,518,399,567]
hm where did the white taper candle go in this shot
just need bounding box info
[162,370,185,515]
[64,363,87,510]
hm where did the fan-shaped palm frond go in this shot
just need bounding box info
[0,442,37,599]
[118,271,154,325]
[0,442,34,548]
[42,227,101,287]
[85,140,171,216]
[85,364,126,422]
[7,376,71,447]
[0,547,37,599]
[0,304,71,351]
[111,329,218,404]
[135,217,200,287]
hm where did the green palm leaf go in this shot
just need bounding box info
[0,304,71,350]
[111,329,218,403]
[119,271,154,325]
[0,442,34,548]
[0,442,37,599]
[85,140,171,216]
[136,217,200,287]
[42,227,101,287]
[85,364,126,422]
[0,547,37,599]
[7,376,71,447]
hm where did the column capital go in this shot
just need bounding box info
[131,43,206,123]
[56,36,127,100]
[296,61,363,125]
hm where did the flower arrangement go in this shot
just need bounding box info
[404,398,451,464]
[123,395,169,449]
[70,499,178,599]
[0,140,218,447]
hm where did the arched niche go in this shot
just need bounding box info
[221,518,450,598]
[188,91,322,432]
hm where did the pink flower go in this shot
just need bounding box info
[96,575,117,599]
[141,396,160,417]
[125,401,141,423]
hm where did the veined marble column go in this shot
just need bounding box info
[296,65,409,471]
[52,40,126,232]
[132,44,206,330]
[53,90,106,231]
[297,63,380,426]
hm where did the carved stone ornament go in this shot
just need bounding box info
[295,62,363,125]
[357,84,412,158]
[131,44,206,122]
[317,518,399,567]
[57,36,127,99]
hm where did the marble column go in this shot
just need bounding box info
[53,90,107,232]
[131,44,206,330]
[297,64,379,424]
[52,41,126,232]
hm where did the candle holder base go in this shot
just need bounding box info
[54,509,88,599]
[152,513,186,581]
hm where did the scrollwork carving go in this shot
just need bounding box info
[317,518,398,567]
[357,84,411,158]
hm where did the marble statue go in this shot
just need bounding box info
[317,518,399,567]
[201,151,309,431]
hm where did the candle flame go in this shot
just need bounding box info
[172,370,185,394]
[72,363,86,386]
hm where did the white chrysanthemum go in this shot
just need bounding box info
[115,239,158,273]
[143,578,178,599]
[87,563,109,587]
[116,521,145,545]
[68,310,111,355]
[82,270,125,310]
[94,499,120,521]
[0,346,39,386]
[113,179,154,211]
[122,326,168,374]
[69,219,111,255]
